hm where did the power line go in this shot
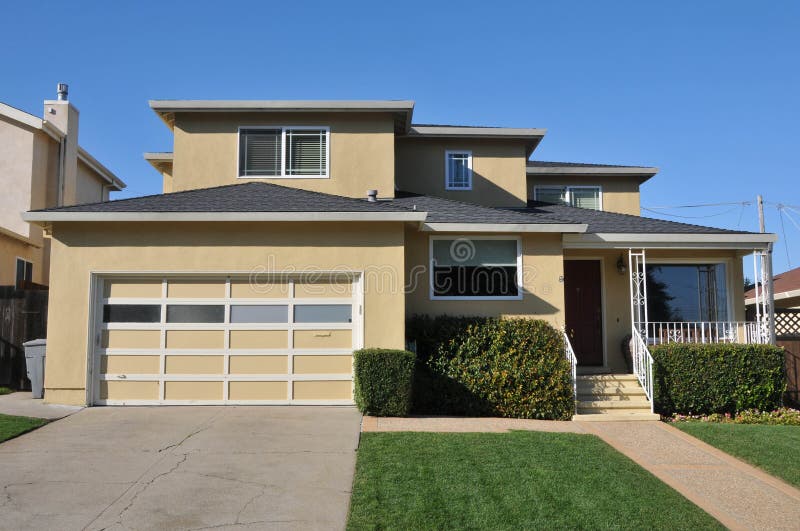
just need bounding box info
[644,200,752,209]
[776,206,792,268]
[641,205,745,219]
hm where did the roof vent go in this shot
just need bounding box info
[367,189,378,202]
[56,83,68,101]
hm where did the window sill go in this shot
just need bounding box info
[445,187,473,191]
[237,175,330,180]
[429,295,523,301]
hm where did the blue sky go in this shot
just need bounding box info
[2,1,798,273]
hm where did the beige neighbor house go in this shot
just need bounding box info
[0,84,125,287]
[24,99,776,418]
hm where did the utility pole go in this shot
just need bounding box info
[757,195,776,344]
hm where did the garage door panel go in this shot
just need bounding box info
[165,355,223,374]
[96,275,358,405]
[102,330,161,349]
[229,381,287,400]
[230,280,289,299]
[101,355,160,374]
[229,330,288,349]
[229,355,288,374]
[100,381,159,400]
[293,355,352,375]
[165,330,225,349]
[294,329,351,349]
[293,381,352,400]
[164,381,223,400]
[167,280,226,298]
[103,279,162,299]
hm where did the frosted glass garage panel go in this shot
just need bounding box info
[294,305,352,323]
[166,305,225,323]
[230,305,288,323]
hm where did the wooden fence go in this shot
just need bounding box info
[0,286,48,389]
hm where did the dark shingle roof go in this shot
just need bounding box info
[519,201,753,234]
[392,193,576,225]
[32,182,411,214]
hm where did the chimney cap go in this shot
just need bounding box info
[57,83,68,101]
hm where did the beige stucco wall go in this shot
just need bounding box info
[0,117,36,239]
[527,175,642,215]
[75,159,108,205]
[404,228,565,326]
[396,138,528,207]
[43,221,406,405]
[171,112,396,197]
[565,248,747,372]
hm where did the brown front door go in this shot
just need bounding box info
[564,260,604,366]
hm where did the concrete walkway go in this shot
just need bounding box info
[0,391,83,419]
[0,406,361,530]
[578,420,800,531]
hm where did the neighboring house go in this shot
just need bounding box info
[746,266,800,310]
[23,99,775,413]
[0,85,125,287]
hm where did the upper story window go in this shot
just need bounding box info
[534,186,602,210]
[15,258,32,289]
[239,127,329,178]
[430,236,522,300]
[445,150,472,190]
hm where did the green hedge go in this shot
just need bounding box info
[652,343,786,415]
[353,348,415,416]
[408,316,573,420]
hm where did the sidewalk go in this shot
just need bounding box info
[0,391,82,420]
[578,420,800,531]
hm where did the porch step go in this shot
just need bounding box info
[573,373,654,419]
[572,412,661,422]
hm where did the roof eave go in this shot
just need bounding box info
[422,222,587,233]
[22,211,427,225]
[563,232,777,249]
[77,147,126,190]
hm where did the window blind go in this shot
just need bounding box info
[240,129,281,176]
[571,188,600,210]
[286,129,326,175]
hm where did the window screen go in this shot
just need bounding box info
[239,129,281,176]
[285,129,327,176]
[431,238,519,298]
[446,152,472,189]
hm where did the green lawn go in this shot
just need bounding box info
[0,414,47,443]
[674,423,800,488]
[348,431,720,530]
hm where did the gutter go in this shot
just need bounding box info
[22,211,428,224]
[563,232,777,249]
[422,222,587,233]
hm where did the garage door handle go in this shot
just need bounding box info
[117,374,127,379]
[314,331,332,337]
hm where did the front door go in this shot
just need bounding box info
[564,260,604,366]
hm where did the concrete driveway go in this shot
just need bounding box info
[0,406,362,530]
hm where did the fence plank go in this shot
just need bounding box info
[778,338,800,408]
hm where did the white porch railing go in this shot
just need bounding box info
[646,321,766,346]
[631,329,655,413]
[563,331,577,413]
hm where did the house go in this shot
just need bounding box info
[746,266,800,310]
[0,84,125,287]
[23,99,776,415]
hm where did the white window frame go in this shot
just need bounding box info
[15,257,33,287]
[534,185,603,210]
[428,235,523,301]
[237,126,330,179]
[444,150,473,191]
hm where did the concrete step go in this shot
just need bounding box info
[577,382,646,393]
[577,391,646,402]
[577,400,652,414]
[576,374,639,383]
[572,412,661,422]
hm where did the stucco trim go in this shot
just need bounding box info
[563,232,776,249]
[422,222,588,233]
[527,166,658,176]
[23,211,427,223]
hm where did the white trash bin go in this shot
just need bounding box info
[23,339,46,399]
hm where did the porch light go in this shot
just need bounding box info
[616,255,627,275]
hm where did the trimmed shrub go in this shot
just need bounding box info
[353,348,415,416]
[652,343,786,415]
[409,316,573,420]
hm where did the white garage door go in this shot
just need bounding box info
[92,275,362,405]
